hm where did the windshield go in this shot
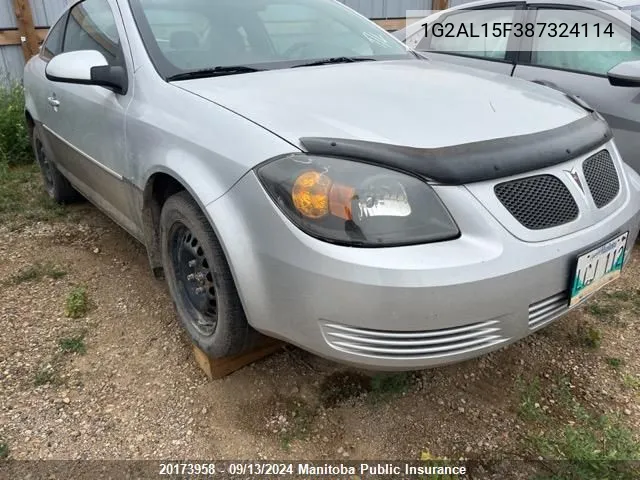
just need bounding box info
[629,6,640,22]
[129,0,412,79]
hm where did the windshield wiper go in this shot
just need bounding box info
[167,66,263,81]
[292,57,376,68]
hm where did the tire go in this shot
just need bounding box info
[32,128,80,204]
[160,191,258,357]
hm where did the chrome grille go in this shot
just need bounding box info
[321,320,507,359]
[495,175,579,230]
[583,150,619,208]
[529,292,569,330]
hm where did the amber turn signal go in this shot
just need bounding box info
[292,171,356,221]
[292,171,332,219]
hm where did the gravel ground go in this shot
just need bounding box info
[0,200,639,470]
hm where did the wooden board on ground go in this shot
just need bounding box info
[193,336,285,380]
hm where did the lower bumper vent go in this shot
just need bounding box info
[321,320,507,359]
[529,292,569,330]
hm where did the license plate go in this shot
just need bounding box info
[570,232,629,306]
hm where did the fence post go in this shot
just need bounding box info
[12,0,39,60]
[433,0,450,10]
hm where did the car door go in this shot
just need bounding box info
[29,13,68,155]
[513,4,640,172]
[416,3,526,76]
[41,0,141,237]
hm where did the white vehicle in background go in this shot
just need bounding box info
[394,0,640,173]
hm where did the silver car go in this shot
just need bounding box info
[24,0,640,370]
[394,0,640,173]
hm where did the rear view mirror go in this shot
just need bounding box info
[607,60,640,87]
[45,50,128,94]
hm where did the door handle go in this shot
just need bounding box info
[47,96,60,107]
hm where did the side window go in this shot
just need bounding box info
[425,8,518,60]
[63,0,124,67]
[41,14,67,61]
[530,9,640,75]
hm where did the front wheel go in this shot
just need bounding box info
[160,191,258,357]
[32,128,80,204]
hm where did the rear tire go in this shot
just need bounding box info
[160,191,258,357]
[32,128,80,204]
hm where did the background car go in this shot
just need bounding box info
[395,0,640,173]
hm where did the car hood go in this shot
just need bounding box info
[175,59,588,150]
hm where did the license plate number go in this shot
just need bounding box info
[570,232,628,307]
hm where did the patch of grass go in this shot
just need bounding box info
[526,375,640,479]
[318,371,415,407]
[65,286,88,319]
[0,83,32,167]
[605,290,633,302]
[622,374,640,391]
[5,262,67,285]
[369,372,413,402]
[605,357,624,369]
[529,416,640,479]
[279,399,316,451]
[34,365,58,386]
[58,333,86,355]
[319,371,372,408]
[0,164,66,227]
[586,303,619,318]
[578,324,602,349]
[0,441,8,459]
[517,376,545,421]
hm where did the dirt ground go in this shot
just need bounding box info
[1,176,639,475]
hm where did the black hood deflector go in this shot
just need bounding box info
[300,112,611,185]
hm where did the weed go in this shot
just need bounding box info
[278,399,316,451]
[5,262,67,285]
[605,357,624,369]
[526,375,640,479]
[319,371,371,408]
[579,324,602,349]
[65,286,88,319]
[34,365,57,386]
[517,376,544,421]
[0,83,32,167]
[58,333,86,355]
[529,416,640,479]
[586,303,619,318]
[605,290,633,302]
[0,164,66,227]
[369,372,413,402]
[622,374,640,390]
[0,441,8,459]
[318,371,414,407]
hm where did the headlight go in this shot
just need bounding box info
[256,155,459,247]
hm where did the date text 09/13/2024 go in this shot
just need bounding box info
[158,462,468,476]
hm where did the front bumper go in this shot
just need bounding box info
[206,163,640,370]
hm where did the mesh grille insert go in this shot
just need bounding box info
[583,150,619,209]
[495,175,579,230]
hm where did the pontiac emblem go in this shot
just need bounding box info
[565,167,585,194]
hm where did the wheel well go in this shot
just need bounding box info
[143,173,187,278]
[25,111,35,139]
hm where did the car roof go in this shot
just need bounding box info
[600,0,640,7]
[424,0,639,10]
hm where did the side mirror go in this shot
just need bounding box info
[607,60,640,87]
[45,50,128,94]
